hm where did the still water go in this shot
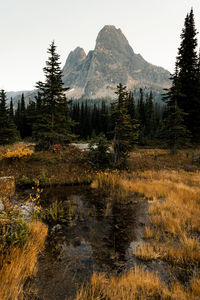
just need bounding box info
[28,186,142,300]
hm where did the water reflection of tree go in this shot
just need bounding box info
[89,199,137,272]
[30,189,138,299]
[43,191,138,272]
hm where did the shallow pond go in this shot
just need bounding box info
[26,186,144,300]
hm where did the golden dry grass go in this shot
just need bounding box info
[128,148,200,171]
[93,169,200,265]
[91,168,200,299]
[126,170,200,266]
[76,265,200,300]
[0,144,95,186]
[0,221,47,300]
[76,266,170,300]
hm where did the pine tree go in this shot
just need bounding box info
[138,88,145,123]
[14,100,21,131]
[138,88,146,144]
[88,133,110,168]
[0,90,19,145]
[111,84,139,166]
[145,91,154,139]
[100,101,108,134]
[19,93,28,138]
[25,100,36,137]
[34,41,74,149]
[194,50,200,142]
[176,8,199,141]
[126,91,136,120]
[163,101,190,154]
[162,67,190,153]
[9,98,14,119]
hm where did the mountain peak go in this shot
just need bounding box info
[100,25,122,33]
[72,47,86,60]
[65,47,86,64]
[95,25,130,53]
[62,25,170,99]
[63,47,86,76]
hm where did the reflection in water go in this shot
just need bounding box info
[29,186,139,300]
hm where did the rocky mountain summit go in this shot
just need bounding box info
[63,25,171,99]
[7,25,171,105]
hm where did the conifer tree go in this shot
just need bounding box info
[111,84,139,166]
[0,90,19,144]
[154,102,163,137]
[34,41,74,149]
[25,100,36,137]
[14,100,21,131]
[19,93,28,138]
[88,133,110,168]
[91,104,97,134]
[138,88,146,143]
[9,98,14,119]
[138,88,145,123]
[176,8,199,141]
[126,91,136,120]
[100,101,108,134]
[162,67,190,153]
[145,91,154,139]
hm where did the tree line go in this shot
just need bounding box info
[0,87,164,144]
[0,8,199,161]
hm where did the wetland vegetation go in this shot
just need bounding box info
[0,143,200,299]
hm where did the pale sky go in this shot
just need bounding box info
[1,0,200,91]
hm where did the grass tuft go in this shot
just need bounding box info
[0,221,47,300]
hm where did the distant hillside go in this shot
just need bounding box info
[7,90,37,109]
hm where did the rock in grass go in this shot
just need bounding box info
[51,224,62,234]
[0,200,4,211]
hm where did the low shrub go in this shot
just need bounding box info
[88,134,112,169]
[2,146,33,161]
[42,201,64,222]
[0,206,31,251]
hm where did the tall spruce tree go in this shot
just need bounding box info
[126,91,136,120]
[162,66,190,153]
[137,88,146,143]
[25,100,36,137]
[0,90,19,145]
[111,84,139,166]
[9,98,14,119]
[145,91,154,139]
[34,41,74,149]
[176,8,199,141]
[19,93,28,138]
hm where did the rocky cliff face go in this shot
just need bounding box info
[62,25,170,99]
[7,25,170,104]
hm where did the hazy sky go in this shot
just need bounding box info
[1,0,200,91]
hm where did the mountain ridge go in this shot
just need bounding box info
[7,25,171,105]
[63,25,171,99]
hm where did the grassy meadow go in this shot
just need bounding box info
[0,142,95,186]
[87,151,200,299]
